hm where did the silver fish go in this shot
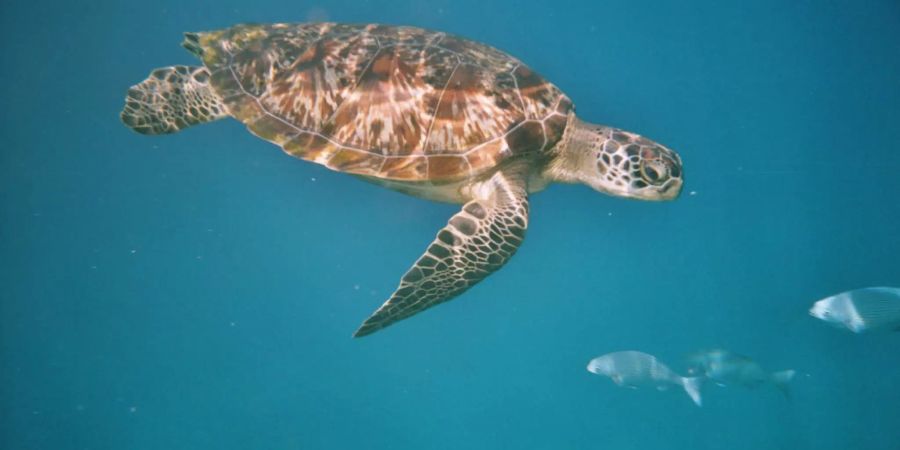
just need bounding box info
[587,351,702,407]
[809,287,900,333]
[686,349,795,397]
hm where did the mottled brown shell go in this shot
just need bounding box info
[193,23,573,181]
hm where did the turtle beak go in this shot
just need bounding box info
[659,177,683,200]
[626,177,682,201]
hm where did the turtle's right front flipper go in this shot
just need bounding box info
[354,169,529,337]
[121,65,227,135]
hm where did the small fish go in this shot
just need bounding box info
[587,351,703,407]
[686,349,795,397]
[809,287,900,333]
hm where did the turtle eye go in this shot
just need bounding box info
[640,160,669,185]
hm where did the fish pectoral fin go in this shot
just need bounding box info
[771,370,796,399]
[353,169,529,337]
[682,377,703,407]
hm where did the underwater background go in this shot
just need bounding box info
[2,0,899,448]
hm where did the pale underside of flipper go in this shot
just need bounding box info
[121,65,227,135]
[354,169,529,337]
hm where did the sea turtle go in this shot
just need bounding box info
[121,23,684,337]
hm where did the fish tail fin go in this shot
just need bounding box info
[772,369,796,399]
[682,377,703,407]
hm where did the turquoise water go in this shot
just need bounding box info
[2,0,899,449]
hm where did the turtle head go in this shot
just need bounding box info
[548,117,683,201]
[590,127,684,201]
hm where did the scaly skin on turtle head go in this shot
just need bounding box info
[547,115,683,201]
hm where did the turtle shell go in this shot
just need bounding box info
[192,23,573,181]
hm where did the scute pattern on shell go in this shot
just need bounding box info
[194,23,572,181]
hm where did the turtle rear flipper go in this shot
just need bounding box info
[121,65,226,135]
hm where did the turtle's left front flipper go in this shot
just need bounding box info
[354,169,529,337]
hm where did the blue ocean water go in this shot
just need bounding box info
[2,0,899,448]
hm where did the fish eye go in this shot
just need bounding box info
[640,160,669,186]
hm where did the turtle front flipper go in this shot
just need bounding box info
[354,169,529,337]
[121,65,227,135]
